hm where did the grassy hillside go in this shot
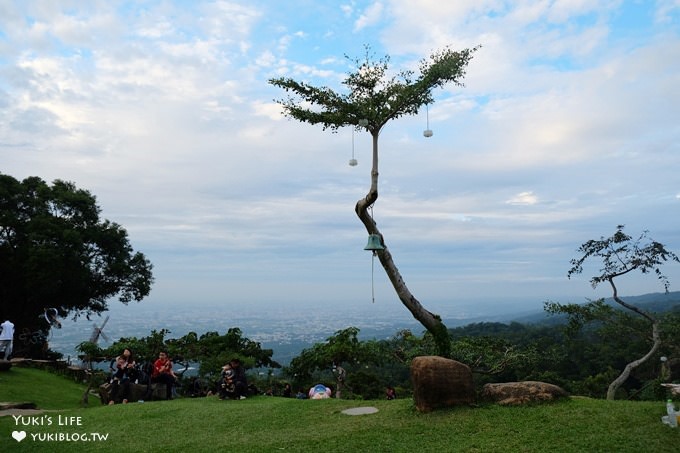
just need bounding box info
[1,366,678,452]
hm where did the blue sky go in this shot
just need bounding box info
[1,1,679,318]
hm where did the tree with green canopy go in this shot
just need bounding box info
[269,45,478,357]
[102,327,280,382]
[285,327,382,398]
[546,225,679,400]
[0,173,154,357]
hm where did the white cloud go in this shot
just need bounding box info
[341,3,353,17]
[506,191,538,206]
[136,18,176,39]
[255,50,276,67]
[354,2,385,31]
[655,0,680,23]
[252,101,284,120]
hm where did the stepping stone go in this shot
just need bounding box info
[341,406,379,415]
[0,402,37,410]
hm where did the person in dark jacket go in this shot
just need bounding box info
[229,358,248,399]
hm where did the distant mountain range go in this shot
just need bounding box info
[506,291,680,325]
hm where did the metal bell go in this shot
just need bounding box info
[364,234,385,251]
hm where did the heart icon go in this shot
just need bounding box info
[12,430,27,442]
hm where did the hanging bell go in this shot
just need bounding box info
[364,234,385,251]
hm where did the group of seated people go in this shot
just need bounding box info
[109,350,387,404]
[107,350,251,404]
[107,349,178,404]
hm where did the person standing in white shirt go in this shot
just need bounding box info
[0,319,14,360]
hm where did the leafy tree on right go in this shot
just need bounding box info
[546,225,679,400]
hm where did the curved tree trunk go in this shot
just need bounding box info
[606,278,661,400]
[355,131,450,357]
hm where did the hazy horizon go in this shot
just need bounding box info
[43,289,680,366]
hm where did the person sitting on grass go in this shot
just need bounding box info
[218,363,236,400]
[386,386,397,400]
[108,348,135,405]
[151,351,176,400]
[229,358,248,400]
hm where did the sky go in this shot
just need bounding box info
[1,0,679,320]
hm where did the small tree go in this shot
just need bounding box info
[270,46,477,356]
[549,225,679,400]
[75,340,105,406]
[285,327,381,397]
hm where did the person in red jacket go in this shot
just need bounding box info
[152,351,176,400]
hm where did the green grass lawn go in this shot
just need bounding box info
[1,366,678,452]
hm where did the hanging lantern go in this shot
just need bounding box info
[349,127,358,166]
[364,234,385,251]
[423,104,433,137]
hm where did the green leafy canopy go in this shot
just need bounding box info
[269,45,479,133]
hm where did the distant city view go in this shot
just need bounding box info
[27,290,680,368]
[45,296,549,366]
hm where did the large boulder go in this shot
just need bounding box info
[410,356,474,412]
[481,381,569,405]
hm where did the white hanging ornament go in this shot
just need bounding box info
[423,104,433,137]
[349,127,358,166]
